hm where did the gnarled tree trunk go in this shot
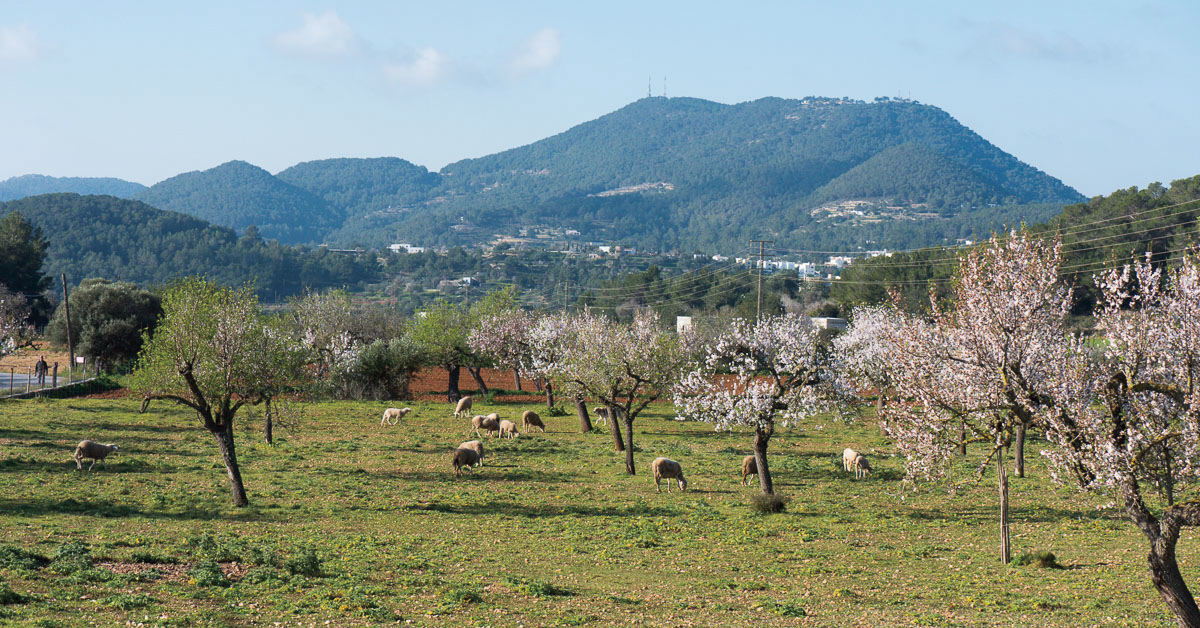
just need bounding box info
[753,424,774,495]
[545,381,555,408]
[212,418,249,507]
[263,397,273,445]
[622,413,636,475]
[446,365,461,402]
[467,367,489,395]
[1014,423,1026,478]
[608,403,625,452]
[513,370,522,391]
[574,395,592,433]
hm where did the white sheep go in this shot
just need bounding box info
[741,455,759,486]
[498,419,520,439]
[651,457,687,493]
[593,406,623,426]
[521,410,545,433]
[843,448,873,479]
[380,407,412,426]
[458,440,485,466]
[470,415,501,438]
[74,440,119,471]
[452,447,480,477]
[453,396,473,419]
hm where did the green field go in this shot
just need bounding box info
[0,395,1184,627]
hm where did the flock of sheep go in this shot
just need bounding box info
[387,394,874,491]
[70,395,876,491]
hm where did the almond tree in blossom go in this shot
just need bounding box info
[0,284,34,360]
[876,231,1074,563]
[542,310,684,475]
[1042,253,1200,628]
[834,305,902,413]
[471,308,567,411]
[674,313,839,495]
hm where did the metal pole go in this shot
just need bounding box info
[8,367,12,396]
[750,240,773,321]
[61,273,74,368]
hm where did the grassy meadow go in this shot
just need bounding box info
[0,394,1187,627]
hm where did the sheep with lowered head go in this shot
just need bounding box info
[843,448,873,479]
[457,440,485,466]
[521,410,545,433]
[470,415,501,438]
[651,457,687,493]
[498,419,520,439]
[74,440,119,471]
[741,455,759,486]
[380,407,412,426]
[452,447,480,477]
[454,396,473,419]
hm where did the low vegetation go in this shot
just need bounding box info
[0,396,1184,626]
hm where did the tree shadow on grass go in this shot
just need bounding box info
[0,496,274,522]
[403,499,676,518]
[903,503,1125,525]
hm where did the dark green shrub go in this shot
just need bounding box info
[502,575,573,597]
[50,541,92,574]
[1012,551,1064,569]
[284,547,322,577]
[188,560,228,587]
[103,593,158,610]
[749,493,789,514]
[0,545,49,570]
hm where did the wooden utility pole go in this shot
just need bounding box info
[61,274,74,368]
[750,240,774,321]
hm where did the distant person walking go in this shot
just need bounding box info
[34,356,48,386]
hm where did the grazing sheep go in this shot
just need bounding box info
[452,447,480,477]
[521,410,545,432]
[380,407,412,426]
[498,420,520,439]
[458,440,485,466]
[651,457,687,493]
[74,440,119,471]
[741,455,759,486]
[454,396,473,419]
[843,448,873,479]
[470,415,501,438]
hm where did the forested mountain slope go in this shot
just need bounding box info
[0,174,146,201]
[2,194,377,297]
[134,161,340,245]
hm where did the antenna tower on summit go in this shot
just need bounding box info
[647,76,652,98]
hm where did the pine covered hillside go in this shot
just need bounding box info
[0,174,146,201]
[3,194,377,297]
[354,96,1082,251]
[134,160,340,245]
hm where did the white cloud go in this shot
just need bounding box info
[384,47,448,87]
[509,28,560,75]
[275,11,357,57]
[970,22,1115,65]
[0,24,40,64]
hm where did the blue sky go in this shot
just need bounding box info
[0,1,1196,196]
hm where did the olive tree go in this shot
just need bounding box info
[45,278,162,369]
[131,279,306,506]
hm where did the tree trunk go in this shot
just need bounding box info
[753,427,774,495]
[446,365,461,402]
[545,382,555,408]
[513,370,522,391]
[213,420,249,507]
[263,398,273,446]
[534,378,543,393]
[467,367,489,395]
[1150,537,1200,628]
[574,395,592,433]
[1014,423,1026,478]
[622,414,636,475]
[609,404,625,452]
[959,419,967,456]
[998,459,1011,565]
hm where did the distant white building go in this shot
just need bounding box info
[389,243,427,254]
[676,316,693,334]
[827,256,854,269]
[797,263,820,278]
[810,317,848,331]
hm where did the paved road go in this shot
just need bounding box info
[0,373,66,395]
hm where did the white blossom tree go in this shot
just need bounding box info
[878,231,1075,563]
[543,310,684,474]
[0,284,35,360]
[1041,253,1200,627]
[834,305,903,413]
[674,314,839,494]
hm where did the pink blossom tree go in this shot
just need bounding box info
[544,310,684,474]
[674,314,839,495]
[877,231,1075,563]
[1041,253,1200,627]
[0,284,35,360]
[834,305,903,413]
